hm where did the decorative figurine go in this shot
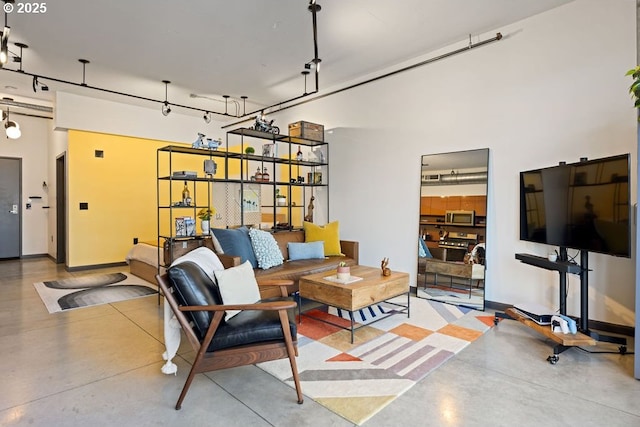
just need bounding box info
[193,133,221,150]
[304,196,315,222]
[381,258,391,276]
[206,137,222,150]
[192,132,206,148]
[251,113,280,134]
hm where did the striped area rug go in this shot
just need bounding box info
[257,296,494,425]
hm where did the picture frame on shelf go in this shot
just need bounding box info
[241,188,260,213]
[262,143,276,158]
[175,217,187,237]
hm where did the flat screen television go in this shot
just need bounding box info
[519,154,630,258]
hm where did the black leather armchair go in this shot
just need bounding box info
[156,261,303,409]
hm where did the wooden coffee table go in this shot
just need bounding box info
[299,265,410,342]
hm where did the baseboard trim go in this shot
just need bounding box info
[66,261,128,272]
[20,253,49,259]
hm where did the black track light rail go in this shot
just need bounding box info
[0,0,323,122]
[0,67,235,118]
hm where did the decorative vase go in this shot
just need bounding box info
[276,197,287,206]
[337,265,350,281]
[201,220,210,235]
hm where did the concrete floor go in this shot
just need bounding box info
[1,257,639,426]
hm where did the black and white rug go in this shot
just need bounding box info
[33,272,157,314]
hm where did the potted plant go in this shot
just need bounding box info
[244,146,255,155]
[197,207,215,234]
[337,261,350,280]
[275,189,287,206]
[626,65,640,119]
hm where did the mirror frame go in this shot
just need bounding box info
[416,148,489,310]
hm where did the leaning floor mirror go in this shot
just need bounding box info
[416,148,489,310]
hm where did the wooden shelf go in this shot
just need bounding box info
[505,308,596,347]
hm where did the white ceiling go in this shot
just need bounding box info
[0,0,573,119]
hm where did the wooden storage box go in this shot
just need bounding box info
[288,121,324,142]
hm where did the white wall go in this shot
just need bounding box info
[48,0,635,325]
[55,92,228,143]
[0,114,52,256]
[261,0,636,325]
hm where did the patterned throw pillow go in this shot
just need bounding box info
[248,228,284,269]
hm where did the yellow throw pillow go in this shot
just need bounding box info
[303,221,342,256]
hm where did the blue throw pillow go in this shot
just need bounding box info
[248,228,284,269]
[288,241,325,261]
[211,226,258,268]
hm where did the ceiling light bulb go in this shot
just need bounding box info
[5,121,21,139]
[203,112,212,124]
[162,102,171,116]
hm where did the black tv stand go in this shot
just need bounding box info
[513,250,627,354]
[576,251,627,348]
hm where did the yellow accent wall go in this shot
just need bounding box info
[67,130,194,268]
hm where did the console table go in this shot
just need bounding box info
[423,258,484,297]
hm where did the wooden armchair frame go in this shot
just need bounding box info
[156,274,304,410]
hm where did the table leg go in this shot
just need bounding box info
[407,291,411,318]
[349,311,355,343]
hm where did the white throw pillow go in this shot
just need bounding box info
[214,260,261,321]
[170,247,224,283]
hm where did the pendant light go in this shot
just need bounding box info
[4,108,20,139]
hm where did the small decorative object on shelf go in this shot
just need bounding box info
[296,145,303,161]
[204,159,217,176]
[251,113,280,134]
[192,133,222,150]
[307,171,322,184]
[304,196,315,222]
[192,133,206,148]
[175,216,195,236]
[197,207,215,234]
[181,182,191,206]
[254,167,263,182]
[185,217,196,236]
[288,121,324,141]
[262,143,275,158]
[206,138,222,150]
[262,167,270,182]
[381,258,391,276]
[244,146,255,155]
[337,262,351,281]
[276,189,287,206]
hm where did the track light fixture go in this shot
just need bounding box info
[4,108,20,139]
[161,80,171,116]
[78,59,90,86]
[13,41,26,71]
[203,111,212,123]
[32,75,49,92]
[0,26,9,66]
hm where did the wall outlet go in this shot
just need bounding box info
[133,237,138,244]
